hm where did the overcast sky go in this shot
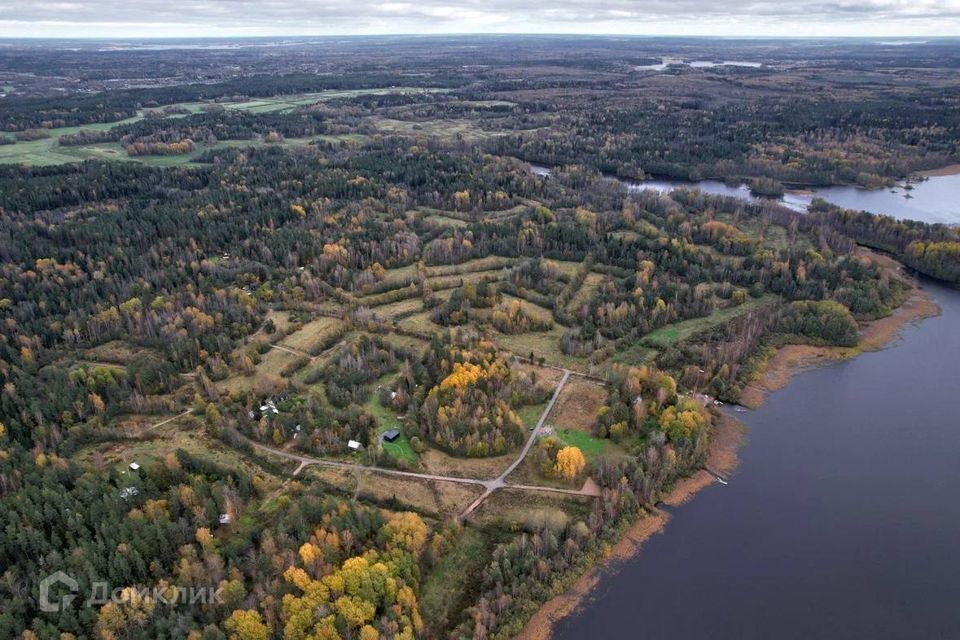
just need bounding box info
[1,0,958,38]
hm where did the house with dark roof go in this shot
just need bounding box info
[382,429,401,443]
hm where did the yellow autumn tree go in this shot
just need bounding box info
[554,446,586,480]
[224,609,269,640]
[383,512,428,555]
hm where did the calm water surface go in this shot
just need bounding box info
[529,163,960,224]
[554,281,960,640]
[629,175,960,225]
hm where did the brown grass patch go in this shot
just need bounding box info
[858,286,940,351]
[513,361,565,390]
[304,466,357,493]
[546,377,607,432]
[218,347,302,394]
[280,317,343,353]
[264,309,293,334]
[354,472,484,517]
[916,163,960,177]
[470,487,592,527]
[84,340,158,365]
[419,448,516,480]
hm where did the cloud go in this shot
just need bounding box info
[1,0,959,37]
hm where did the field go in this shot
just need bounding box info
[566,272,605,314]
[516,402,549,430]
[371,117,498,142]
[419,447,516,480]
[371,297,425,319]
[469,487,593,526]
[355,473,483,517]
[301,466,484,518]
[0,87,442,166]
[641,295,778,349]
[218,345,304,394]
[490,325,592,372]
[546,377,608,432]
[280,316,344,353]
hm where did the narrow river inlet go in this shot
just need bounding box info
[554,280,960,640]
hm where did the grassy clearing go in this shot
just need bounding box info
[516,402,548,430]
[470,488,592,525]
[363,378,419,464]
[500,292,555,319]
[84,340,161,365]
[397,311,438,337]
[419,447,516,481]
[352,472,483,518]
[262,309,294,334]
[218,346,303,394]
[489,325,591,372]
[423,213,468,227]
[371,117,497,142]
[513,361,566,390]
[549,259,587,279]
[280,317,343,353]
[551,428,620,460]
[545,377,607,432]
[610,342,658,366]
[479,204,529,221]
[377,332,431,354]
[424,271,504,293]
[371,298,425,320]
[303,466,357,494]
[566,272,604,313]
[641,295,777,348]
[366,263,420,290]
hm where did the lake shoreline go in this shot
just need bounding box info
[915,163,960,178]
[518,264,939,640]
[740,282,940,409]
[515,413,745,640]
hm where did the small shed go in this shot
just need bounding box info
[348,439,362,450]
[219,513,232,525]
[129,462,141,471]
[382,429,401,443]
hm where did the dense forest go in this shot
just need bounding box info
[0,36,958,640]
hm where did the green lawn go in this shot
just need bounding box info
[516,402,548,429]
[363,378,419,464]
[552,427,619,459]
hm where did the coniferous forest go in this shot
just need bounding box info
[0,36,958,640]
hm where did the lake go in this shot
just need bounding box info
[628,175,960,225]
[529,163,960,225]
[553,280,960,640]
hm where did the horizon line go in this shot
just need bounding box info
[0,33,953,41]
